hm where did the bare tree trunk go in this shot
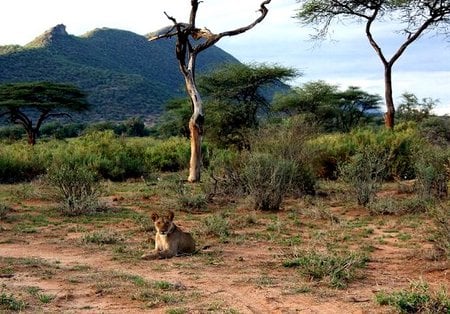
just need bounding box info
[27,128,37,145]
[185,74,204,183]
[151,0,271,182]
[384,65,395,129]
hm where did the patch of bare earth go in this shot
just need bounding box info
[1,194,448,313]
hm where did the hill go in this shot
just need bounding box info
[0,24,239,122]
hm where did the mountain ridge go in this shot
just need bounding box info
[0,24,239,122]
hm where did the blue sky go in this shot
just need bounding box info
[1,0,449,115]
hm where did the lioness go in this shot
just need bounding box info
[141,211,196,260]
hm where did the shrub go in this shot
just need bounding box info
[310,126,420,180]
[340,146,388,206]
[420,116,450,146]
[283,250,368,289]
[429,203,450,259]
[200,213,231,242]
[82,229,123,245]
[243,153,296,211]
[144,137,191,172]
[252,117,317,196]
[0,291,26,311]
[0,125,24,141]
[171,179,208,211]
[46,161,103,216]
[76,131,147,181]
[205,149,245,198]
[376,280,449,313]
[0,142,48,183]
[414,147,449,200]
[368,197,429,215]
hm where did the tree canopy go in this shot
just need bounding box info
[273,80,382,132]
[156,63,297,149]
[0,82,89,144]
[199,63,297,149]
[295,0,450,128]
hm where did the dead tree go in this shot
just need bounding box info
[149,0,271,182]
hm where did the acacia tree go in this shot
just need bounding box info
[149,0,271,182]
[295,0,450,129]
[273,80,381,132]
[0,82,88,145]
[199,63,297,149]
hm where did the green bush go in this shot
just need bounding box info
[251,117,317,196]
[420,116,450,146]
[0,142,49,183]
[205,149,245,198]
[46,161,103,216]
[283,250,368,289]
[201,213,231,242]
[376,280,449,313]
[76,131,147,181]
[0,291,26,311]
[144,137,191,172]
[82,229,123,244]
[0,125,25,141]
[243,153,297,211]
[414,147,449,200]
[310,126,420,180]
[368,197,429,215]
[340,146,388,206]
[171,178,208,211]
[429,203,450,259]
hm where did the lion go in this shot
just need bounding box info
[141,210,196,260]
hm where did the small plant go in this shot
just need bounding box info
[243,153,296,211]
[46,162,104,216]
[429,203,450,259]
[38,293,55,304]
[82,230,123,245]
[368,197,429,215]
[200,213,231,242]
[0,291,26,311]
[283,250,368,288]
[340,147,387,206]
[414,147,449,200]
[376,280,449,313]
[172,180,208,211]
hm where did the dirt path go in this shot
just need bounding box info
[0,240,379,313]
[1,193,448,313]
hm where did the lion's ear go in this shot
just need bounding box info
[151,213,159,222]
[167,211,175,221]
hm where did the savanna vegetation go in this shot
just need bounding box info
[0,59,449,312]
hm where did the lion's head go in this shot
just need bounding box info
[151,211,175,235]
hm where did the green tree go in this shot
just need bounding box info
[149,0,271,182]
[295,0,450,129]
[199,63,297,149]
[154,98,192,139]
[397,92,437,123]
[0,82,88,145]
[273,81,381,132]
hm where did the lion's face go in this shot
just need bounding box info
[152,211,175,235]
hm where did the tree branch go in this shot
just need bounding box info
[195,0,271,53]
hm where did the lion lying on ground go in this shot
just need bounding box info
[141,211,196,260]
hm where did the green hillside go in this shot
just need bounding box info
[0,24,239,122]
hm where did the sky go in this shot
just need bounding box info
[1,0,449,115]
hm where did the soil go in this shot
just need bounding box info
[0,187,449,313]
